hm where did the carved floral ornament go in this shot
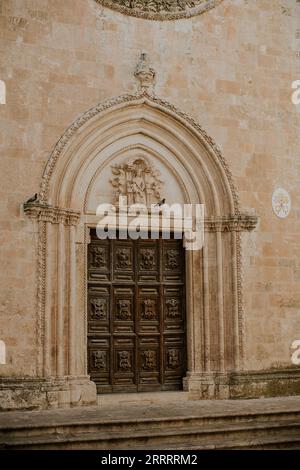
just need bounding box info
[94,0,224,21]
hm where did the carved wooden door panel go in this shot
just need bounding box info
[87,230,186,393]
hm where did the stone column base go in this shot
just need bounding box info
[183,368,300,400]
[0,376,97,411]
[183,372,230,400]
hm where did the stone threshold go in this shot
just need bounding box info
[97,391,190,407]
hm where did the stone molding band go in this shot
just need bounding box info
[205,214,258,232]
[24,203,258,233]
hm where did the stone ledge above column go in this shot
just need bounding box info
[23,203,80,226]
[204,214,258,232]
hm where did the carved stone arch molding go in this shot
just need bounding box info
[94,0,224,21]
[23,91,257,408]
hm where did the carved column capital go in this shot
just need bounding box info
[23,203,80,226]
[204,214,258,232]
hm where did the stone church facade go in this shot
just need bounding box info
[1,0,300,411]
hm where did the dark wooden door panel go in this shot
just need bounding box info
[88,232,186,393]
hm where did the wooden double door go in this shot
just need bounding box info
[87,230,186,393]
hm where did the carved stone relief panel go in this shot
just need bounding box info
[111,157,163,207]
[272,188,291,219]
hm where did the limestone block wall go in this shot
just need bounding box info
[0,0,300,385]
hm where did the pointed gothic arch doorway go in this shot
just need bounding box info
[24,92,257,407]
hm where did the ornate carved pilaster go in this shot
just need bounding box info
[24,203,80,379]
[69,224,77,375]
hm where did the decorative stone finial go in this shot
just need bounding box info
[134,53,156,93]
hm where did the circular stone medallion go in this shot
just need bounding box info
[272,188,291,219]
[94,0,224,21]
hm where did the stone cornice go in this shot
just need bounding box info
[94,0,224,21]
[23,204,257,232]
[204,214,258,232]
[23,203,80,226]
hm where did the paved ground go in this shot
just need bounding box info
[1,395,300,429]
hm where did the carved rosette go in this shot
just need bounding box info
[94,0,224,21]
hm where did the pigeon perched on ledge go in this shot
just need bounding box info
[154,198,166,207]
[25,193,39,204]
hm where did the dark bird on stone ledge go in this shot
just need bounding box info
[25,193,39,204]
[154,198,166,207]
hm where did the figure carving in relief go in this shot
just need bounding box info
[111,157,163,207]
[131,167,146,204]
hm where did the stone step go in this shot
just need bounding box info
[1,404,300,440]
[1,418,300,450]
[134,435,300,450]
[1,396,300,449]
